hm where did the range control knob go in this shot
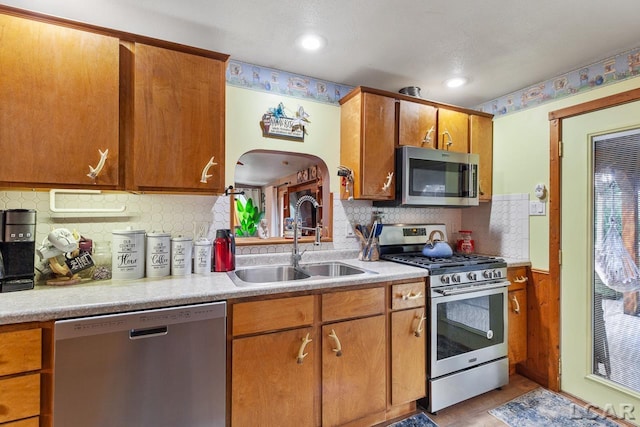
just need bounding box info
[483,270,493,279]
[493,270,503,278]
[467,272,477,281]
[440,275,450,284]
[451,274,461,283]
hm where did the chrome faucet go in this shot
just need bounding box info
[291,195,322,268]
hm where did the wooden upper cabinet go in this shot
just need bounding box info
[437,108,469,153]
[398,100,437,149]
[129,43,226,192]
[470,115,494,200]
[340,90,396,200]
[0,13,120,187]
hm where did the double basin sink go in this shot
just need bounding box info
[229,262,374,286]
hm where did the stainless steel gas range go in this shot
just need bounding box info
[379,223,509,413]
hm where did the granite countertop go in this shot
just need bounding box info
[0,250,531,326]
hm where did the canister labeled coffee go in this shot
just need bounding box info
[111,229,145,280]
[171,236,192,276]
[146,232,170,277]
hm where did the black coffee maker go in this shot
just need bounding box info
[0,209,37,292]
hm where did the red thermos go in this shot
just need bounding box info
[213,229,235,272]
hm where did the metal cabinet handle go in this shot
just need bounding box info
[422,126,435,146]
[511,294,521,314]
[328,329,342,357]
[514,276,528,283]
[414,312,426,337]
[442,130,453,149]
[199,156,218,183]
[87,148,109,180]
[382,172,394,192]
[401,291,423,301]
[296,333,312,364]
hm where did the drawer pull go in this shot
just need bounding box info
[296,333,312,364]
[511,295,521,314]
[328,329,342,357]
[513,276,528,283]
[414,312,426,338]
[401,290,423,301]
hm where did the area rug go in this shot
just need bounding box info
[489,388,620,426]
[388,412,439,427]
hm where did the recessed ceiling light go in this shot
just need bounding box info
[297,34,326,51]
[445,77,468,88]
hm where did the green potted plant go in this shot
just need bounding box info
[235,197,263,237]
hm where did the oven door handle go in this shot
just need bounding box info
[436,280,510,296]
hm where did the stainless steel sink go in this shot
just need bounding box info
[229,261,372,286]
[299,262,366,277]
[232,265,310,283]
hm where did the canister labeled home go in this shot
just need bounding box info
[111,229,145,280]
[193,238,212,274]
[146,232,171,277]
[171,236,192,276]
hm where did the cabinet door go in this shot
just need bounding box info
[322,315,386,426]
[508,287,527,367]
[0,14,120,187]
[398,100,437,149]
[340,91,395,200]
[391,309,426,405]
[437,108,469,153]
[132,43,225,192]
[232,327,315,427]
[470,115,493,200]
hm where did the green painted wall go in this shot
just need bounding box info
[225,85,341,194]
[493,77,640,270]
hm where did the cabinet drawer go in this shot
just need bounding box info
[0,329,42,376]
[0,373,40,424]
[233,296,314,336]
[2,417,39,427]
[508,266,529,291]
[322,287,385,322]
[391,282,426,310]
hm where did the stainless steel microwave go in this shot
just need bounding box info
[394,146,479,206]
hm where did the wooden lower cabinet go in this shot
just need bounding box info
[230,281,424,426]
[231,327,315,427]
[390,309,426,405]
[2,419,39,427]
[507,267,529,374]
[322,315,386,427]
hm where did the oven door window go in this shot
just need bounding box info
[409,158,475,198]
[435,291,505,361]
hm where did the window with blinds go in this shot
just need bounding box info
[592,127,640,391]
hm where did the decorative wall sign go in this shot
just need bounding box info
[260,102,310,141]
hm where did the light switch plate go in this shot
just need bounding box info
[529,201,546,216]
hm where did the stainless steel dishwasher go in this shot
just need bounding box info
[53,301,226,427]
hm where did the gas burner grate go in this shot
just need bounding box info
[381,252,506,273]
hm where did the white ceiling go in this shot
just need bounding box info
[5,0,639,108]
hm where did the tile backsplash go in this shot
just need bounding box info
[1,190,528,260]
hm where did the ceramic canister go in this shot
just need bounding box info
[193,238,212,274]
[146,232,171,277]
[111,229,146,280]
[171,236,193,276]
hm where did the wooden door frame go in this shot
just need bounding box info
[547,87,640,391]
